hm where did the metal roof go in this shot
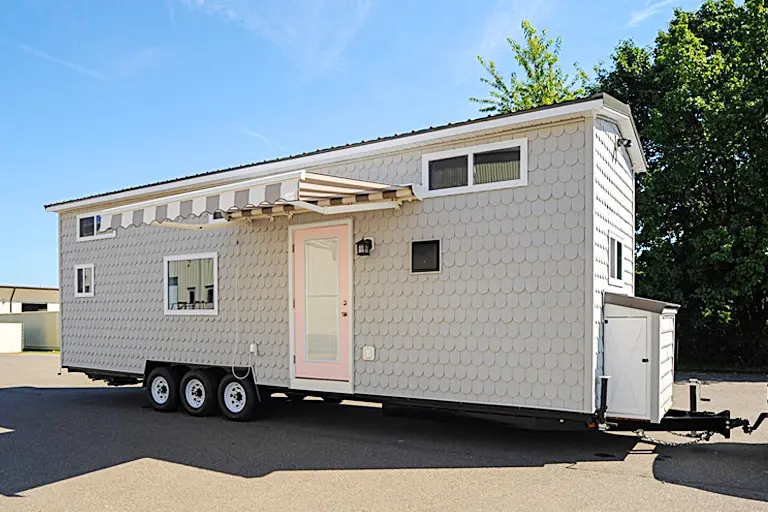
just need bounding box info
[0,285,60,303]
[604,292,680,314]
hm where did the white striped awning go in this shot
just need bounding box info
[99,170,421,232]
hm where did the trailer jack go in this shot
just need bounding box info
[598,378,767,439]
[730,412,767,434]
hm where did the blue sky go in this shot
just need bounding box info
[0,0,696,287]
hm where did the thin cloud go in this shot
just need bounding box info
[449,0,551,85]
[243,128,270,143]
[242,128,288,153]
[16,43,108,81]
[113,47,170,78]
[627,0,674,27]
[178,0,374,76]
[479,0,551,57]
[167,0,177,31]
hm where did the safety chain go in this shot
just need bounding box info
[634,429,714,447]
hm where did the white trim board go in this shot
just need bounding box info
[583,114,596,414]
[45,97,646,213]
[288,219,354,394]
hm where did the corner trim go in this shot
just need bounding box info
[583,114,597,414]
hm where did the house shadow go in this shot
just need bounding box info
[0,385,765,502]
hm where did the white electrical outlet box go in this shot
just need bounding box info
[362,346,375,361]
[249,343,257,354]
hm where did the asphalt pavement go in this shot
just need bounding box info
[0,353,766,511]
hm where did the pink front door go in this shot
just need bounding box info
[293,223,351,382]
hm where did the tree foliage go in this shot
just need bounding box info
[595,0,768,366]
[470,21,589,114]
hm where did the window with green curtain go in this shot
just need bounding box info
[473,148,520,185]
[428,156,468,190]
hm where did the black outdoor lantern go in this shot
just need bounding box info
[355,237,374,256]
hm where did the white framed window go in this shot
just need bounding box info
[411,240,441,274]
[76,213,116,242]
[608,233,625,286]
[164,252,218,316]
[421,138,528,198]
[74,264,95,298]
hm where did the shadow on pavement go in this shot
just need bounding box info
[0,385,765,502]
[652,440,768,502]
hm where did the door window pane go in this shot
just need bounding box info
[428,156,468,190]
[473,148,521,184]
[304,238,340,361]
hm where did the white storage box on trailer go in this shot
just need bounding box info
[603,292,679,423]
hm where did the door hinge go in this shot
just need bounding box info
[292,298,295,308]
[291,243,295,253]
[293,355,296,364]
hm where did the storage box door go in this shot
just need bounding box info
[604,316,650,419]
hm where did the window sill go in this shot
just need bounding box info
[164,309,218,316]
[77,232,116,242]
[74,292,94,298]
[608,277,624,288]
[421,178,527,199]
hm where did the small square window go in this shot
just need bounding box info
[411,240,440,273]
[74,264,94,298]
[79,216,95,238]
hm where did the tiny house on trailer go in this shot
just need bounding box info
[44,93,678,425]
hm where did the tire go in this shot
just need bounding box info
[218,374,260,421]
[180,369,218,416]
[147,367,180,412]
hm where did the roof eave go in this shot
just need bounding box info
[45,94,644,213]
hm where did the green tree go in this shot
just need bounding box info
[470,21,589,113]
[595,0,768,366]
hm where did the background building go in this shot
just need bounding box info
[0,285,60,352]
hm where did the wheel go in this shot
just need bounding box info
[180,369,218,416]
[218,374,260,421]
[147,367,179,412]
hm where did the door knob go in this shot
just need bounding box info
[342,300,347,306]
[341,312,348,317]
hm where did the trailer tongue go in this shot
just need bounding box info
[599,377,767,439]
